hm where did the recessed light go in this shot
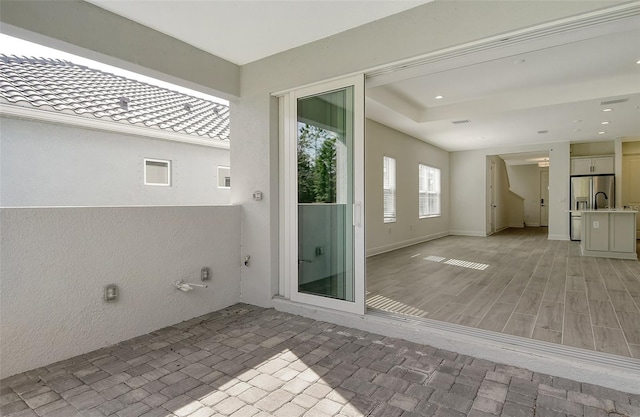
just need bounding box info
[598,131,606,135]
[602,108,613,112]
[636,59,640,64]
[435,95,444,100]
[513,59,526,64]
[601,121,610,125]
[572,119,582,123]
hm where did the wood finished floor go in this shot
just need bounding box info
[366,228,640,358]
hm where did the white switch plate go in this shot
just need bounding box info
[593,221,599,229]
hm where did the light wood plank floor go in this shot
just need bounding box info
[366,228,640,358]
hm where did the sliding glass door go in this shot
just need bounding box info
[281,75,365,314]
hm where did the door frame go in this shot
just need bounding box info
[278,74,366,315]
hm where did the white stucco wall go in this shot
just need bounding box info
[365,119,449,256]
[0,116,230,207]
[0,205,241,378]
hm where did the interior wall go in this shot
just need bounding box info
[507,164,549,227]
[365,119,449,256]
[0,205,241,378]
[1,116,230,207]
[451,142,570,239]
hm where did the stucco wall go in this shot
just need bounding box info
[365,119,449,256]
[0,205,241,378]
[0,116,230,207]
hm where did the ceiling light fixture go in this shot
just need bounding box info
[435,95,444,99]
[601,121,610,125]
[636,59,640,64]
[598,131,606,135]
[538,161,550,168]
[602,108,613,112]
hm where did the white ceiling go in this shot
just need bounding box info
[85,1,640,155]
[366,18,640,153]
[86,0,430,65]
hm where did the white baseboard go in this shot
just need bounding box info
[548,234,570,241]
[496,225,509,233]
[508,223,524,229]
[525,222,541,227]
[366,231,449,257]
[448,230,487,237]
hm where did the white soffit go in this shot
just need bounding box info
[86,0,430,66]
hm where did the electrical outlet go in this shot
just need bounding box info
[593,221,599,229]
[201,267,210,281]
[104,284,118,302]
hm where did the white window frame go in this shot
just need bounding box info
[383,156,396,223]
[143,158,171,186]
[217,166,231,189]
[419,163,441,218]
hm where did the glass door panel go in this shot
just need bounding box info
[281,75,364,315]
[297,87,354,301]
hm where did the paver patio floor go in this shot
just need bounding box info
[2,304,639,417]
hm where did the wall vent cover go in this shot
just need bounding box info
[451,119,470,124]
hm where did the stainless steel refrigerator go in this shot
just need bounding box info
[569,174,615,241]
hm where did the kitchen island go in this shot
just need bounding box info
[580,209,638,260]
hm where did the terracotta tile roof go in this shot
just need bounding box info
[0,55,230,141]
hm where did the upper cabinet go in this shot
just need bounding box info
[571,156,614,175]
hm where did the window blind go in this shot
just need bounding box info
[419,164,441,217]
[383,156,396,223]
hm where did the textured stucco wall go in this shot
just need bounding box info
[0,116,230,207]
[0,205,241,378]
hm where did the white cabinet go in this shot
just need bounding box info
[581,211,637,260]
[571,156,614,175]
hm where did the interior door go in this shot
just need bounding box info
[540,171,549,227]
[490,161,496,234]
[281,75,365,315]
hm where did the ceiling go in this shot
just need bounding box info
[85,1,640,157]
[366,16,640,153]
[86,0,430,66]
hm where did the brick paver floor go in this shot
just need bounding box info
[2,304,639,417]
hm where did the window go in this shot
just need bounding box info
[383,156,396,223]
[144,158,170,186]
[217,166,231,188]
[419,164,440,217]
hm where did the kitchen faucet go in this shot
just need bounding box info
[594,191,608,210]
